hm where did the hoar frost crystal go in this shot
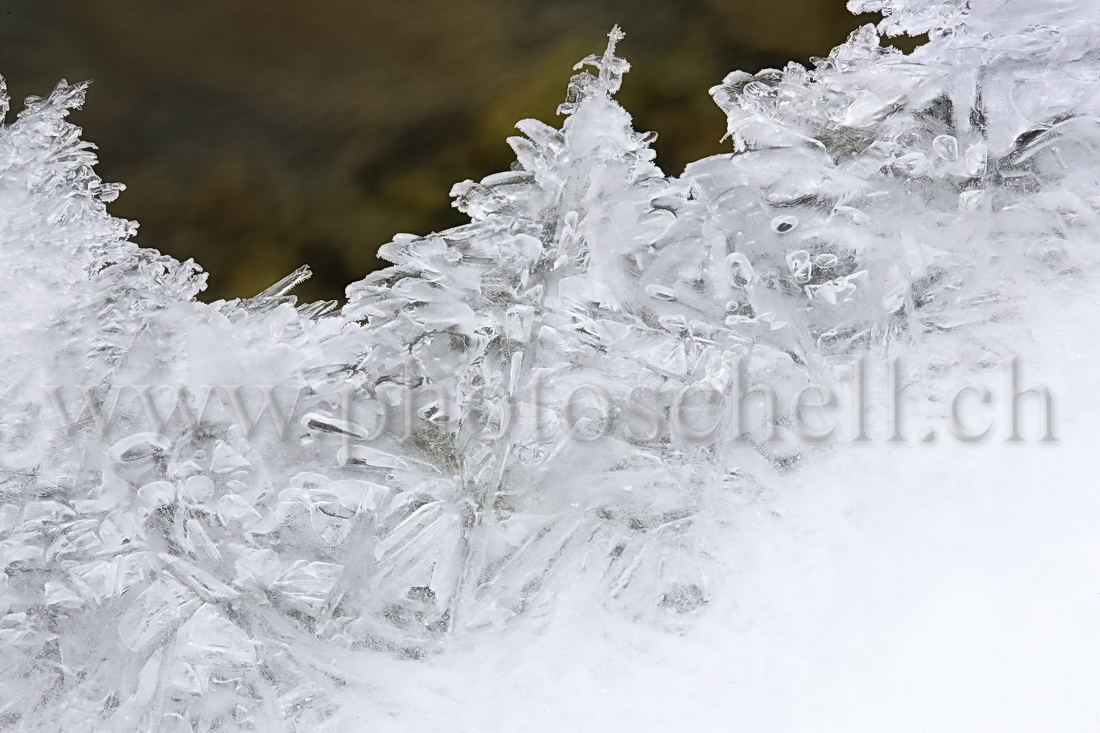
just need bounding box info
[1,0,1097,729]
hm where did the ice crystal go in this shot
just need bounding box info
[1,3,1098,729]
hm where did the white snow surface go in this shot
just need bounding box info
[332,286,1100,731]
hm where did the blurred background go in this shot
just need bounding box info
[0,0,911,301]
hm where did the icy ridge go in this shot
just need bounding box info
[1,1,1098,728]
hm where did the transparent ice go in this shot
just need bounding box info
[1,0,1098,729]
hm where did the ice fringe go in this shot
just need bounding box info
[1,0,1099,729]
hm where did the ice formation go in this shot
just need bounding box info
[1,0,1098,729]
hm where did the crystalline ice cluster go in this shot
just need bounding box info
[1,0,1098,729]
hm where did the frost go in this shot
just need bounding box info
[2,3,1099,730]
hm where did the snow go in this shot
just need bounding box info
[332,287,1100,732]
[2,0,1100,729]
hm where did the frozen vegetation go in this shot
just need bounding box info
[1,0,1098,729]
